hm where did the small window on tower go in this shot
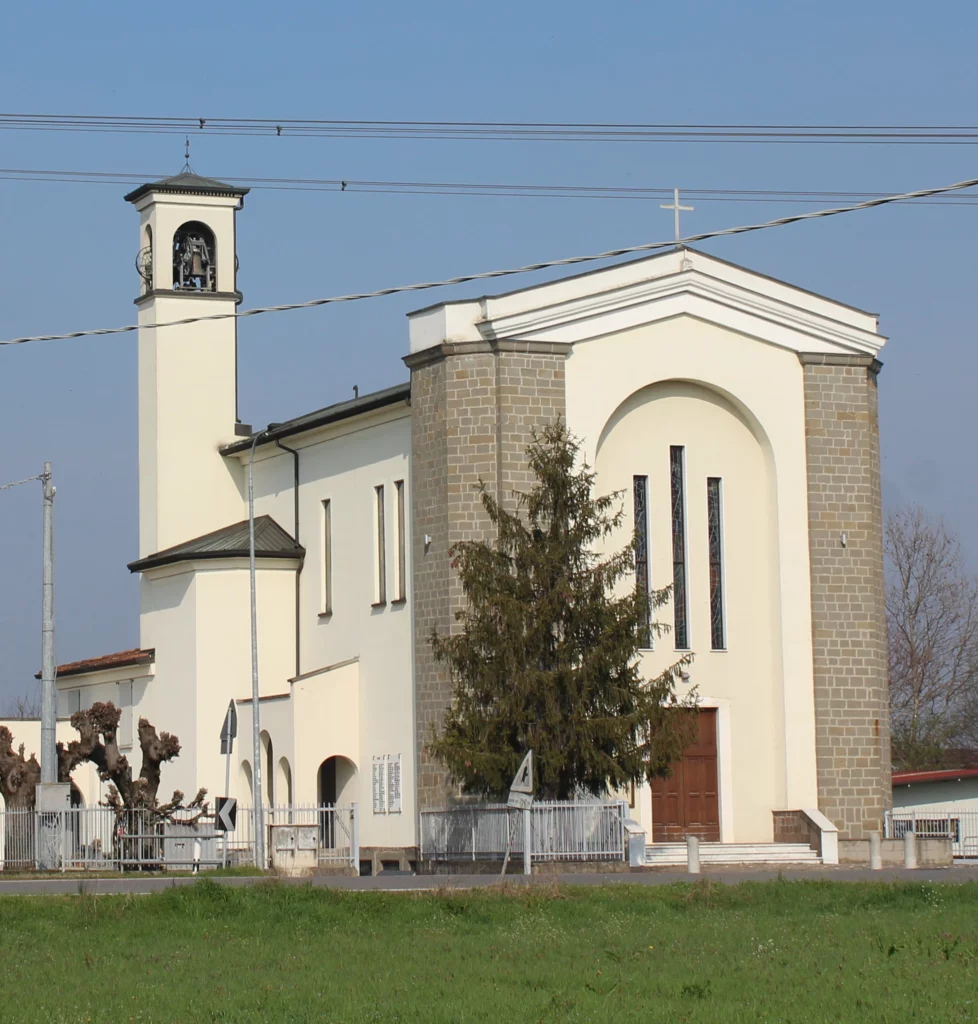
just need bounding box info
[172,221,217,292]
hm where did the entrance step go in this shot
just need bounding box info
[644,842,820,866]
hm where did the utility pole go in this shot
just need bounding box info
[249,436,265,870]
[40,462,57,783]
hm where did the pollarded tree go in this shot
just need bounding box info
[429,421,695,801]
[0,702,205,815]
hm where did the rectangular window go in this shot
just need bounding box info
[707,477,726,650]
[57,688,81,718]
[374,485,387,605]
[670,446,689,650]
[633,475,651,649]
[321,499,332,614]
[394,479,406,602]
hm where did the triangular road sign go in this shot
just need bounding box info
[510,750,533,794]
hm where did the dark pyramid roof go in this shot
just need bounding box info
[124,171,249,204]
[128,515,302,573]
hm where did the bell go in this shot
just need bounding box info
[191,252,204,275]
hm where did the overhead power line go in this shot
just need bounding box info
[3,174,977,349]
[3,166,978,206]
[6,113,978,145]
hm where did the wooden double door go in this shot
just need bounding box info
[650,709,720,842]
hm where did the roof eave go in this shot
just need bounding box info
[127,547,304,574]
[221,382,411,456]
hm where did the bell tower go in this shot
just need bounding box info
[125,171,250,558]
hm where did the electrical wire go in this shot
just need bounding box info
[5,113,978,145]
[3,173,975,349]
[3,166,978,205]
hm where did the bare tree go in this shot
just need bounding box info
[886,506,978,770]
[2,690,41,719]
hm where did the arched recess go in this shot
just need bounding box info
[172,220,217,292]
[260,732,274,807]
[277,757,293,811]
[593,376,787,816]
[240,759,254,805]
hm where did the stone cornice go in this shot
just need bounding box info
[402,337,572,370]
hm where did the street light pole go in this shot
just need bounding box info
[249,435,265,870]
[40,462,57,784]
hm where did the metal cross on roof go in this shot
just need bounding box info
[660,188,694,243]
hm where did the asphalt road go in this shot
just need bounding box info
[1,864,977,896]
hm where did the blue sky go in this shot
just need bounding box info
[1,0,977,705]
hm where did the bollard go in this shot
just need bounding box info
[869,832,882,870]
[686,834,701,875]
[903,830,917,870]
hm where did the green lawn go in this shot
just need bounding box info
[2,879,976,1023]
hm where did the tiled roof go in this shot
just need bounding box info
[128,515,303,573]
[892,767,978,786]
[35,648,155,680]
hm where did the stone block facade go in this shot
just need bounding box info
[800,352,891,839]
[405,340,569,810]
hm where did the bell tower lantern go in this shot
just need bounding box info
[125,171,250,559]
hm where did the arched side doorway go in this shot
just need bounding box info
[240,760,254,805]
[317,756,358,848]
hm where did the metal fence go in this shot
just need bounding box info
[886,808,978,859]
[0,803,359,873]
[232,805,359,870]
[0,806,223,872]
[420,800,627,863]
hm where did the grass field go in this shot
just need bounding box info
[2,879,976,1023]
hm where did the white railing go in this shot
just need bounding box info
[886,808,978,859]
[420,800,627,863]
[0,803,359,873]
[0,806,223,872]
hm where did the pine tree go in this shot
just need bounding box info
[430,421,695,801]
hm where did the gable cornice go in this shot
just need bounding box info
[475,268,884,357]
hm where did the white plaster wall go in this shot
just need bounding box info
[243,407,415,849]
[137,570,200,799]
[567,316,820,842]
[191,563,297,804]
[893,781,978,814]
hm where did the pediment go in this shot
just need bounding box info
[408,248,884,359]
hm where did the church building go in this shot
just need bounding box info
[46,171,891,859]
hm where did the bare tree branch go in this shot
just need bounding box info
[887,506,978,769]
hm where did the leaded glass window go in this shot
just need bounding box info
[670,446,689,650]
[633,475,651,648]
[707,477,725,650]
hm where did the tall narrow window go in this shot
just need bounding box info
[394,479,406,602]
[633,475,651,649]
[670,446,689,650]
[374,485,387,605]
[707,477,725,650]
[321,500,332,614]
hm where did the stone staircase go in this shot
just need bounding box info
[644,842,820,867]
